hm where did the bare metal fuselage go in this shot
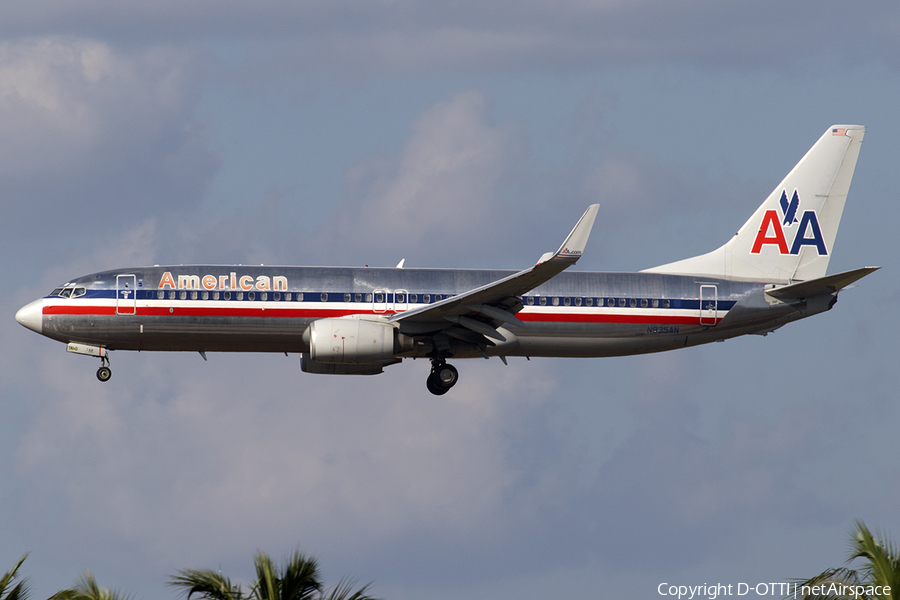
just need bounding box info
[32,265,826,360]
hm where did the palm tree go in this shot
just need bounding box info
[50,572,133,600]
[170,550,376,600]
[1,555,29,600]
[4,557,131,600]
[788,520,900,599]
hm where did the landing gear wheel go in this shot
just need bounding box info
[426,358,458,395]
[96,366,112,382]
[426,373,449,395]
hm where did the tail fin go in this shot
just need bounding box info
[643,125,865,283]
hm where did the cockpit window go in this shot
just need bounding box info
[72,287,86,298]
[60,288,73,298]
[50,288,64,296]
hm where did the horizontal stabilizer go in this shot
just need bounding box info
[765,266,880,300]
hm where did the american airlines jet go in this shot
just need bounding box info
[16,125,877,394]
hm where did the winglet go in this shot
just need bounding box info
[539,204,600,265]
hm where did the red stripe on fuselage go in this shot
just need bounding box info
[43,304,719,325]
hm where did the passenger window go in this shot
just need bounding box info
[527,296,534,305]
[397,293,405,303]
[618,298,626,307]
[640,298,648,308]
[375,293,383,303]
[630,298,636,308]
[552,297,560,306]
[563,297,571,306]
[274,292,281,301]
[191,291,198,300]
[355,293,362,302]
[663,299,670,308]
[168,291,176,300]
[424,294,431,303]
[157,290,165,299]
[409,294,416,303]
[179,291,187,300]
[296,292,303,301]
[224,291,231,300]
[320,293,328,302]
[539,297,547,306]
[213,291,220,300]
[435,295,442,301]
[365,293,372,302]
[247,292,255,300]
[574,297,581,306]
[652,299,659,308]
[260,292,267,301]
[585,298,593,306]
[236,292,244,300]
[344,293,351,302]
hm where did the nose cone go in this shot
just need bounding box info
[15,299,43,334]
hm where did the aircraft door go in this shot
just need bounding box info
[116,274,137,315]
[700,285,717,326]
[373,289,388,313]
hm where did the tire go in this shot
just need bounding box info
[97,366,112,382]
[426,373,449,395]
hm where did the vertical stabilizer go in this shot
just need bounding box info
[643,125,865,282]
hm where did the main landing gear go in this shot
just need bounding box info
[96,356,112,382]
[426,358,458,395]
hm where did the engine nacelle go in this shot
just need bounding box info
[307,317,399,364]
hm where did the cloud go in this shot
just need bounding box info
[6,345,561,585]
[4,0,898,76]
[317,90,520,265]
[0,37,218,265]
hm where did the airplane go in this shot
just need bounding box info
[16,124,878,395]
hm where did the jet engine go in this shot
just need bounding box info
[306,317,408,364]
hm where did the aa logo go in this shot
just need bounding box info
[751,190,827,255]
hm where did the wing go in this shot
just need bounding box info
[390,205,599,343]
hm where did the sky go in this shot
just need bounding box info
[1,1,899,599]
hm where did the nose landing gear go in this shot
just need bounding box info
[96,356,112,382]
[426,358,458,395]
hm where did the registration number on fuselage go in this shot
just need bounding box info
[647,326,680,334]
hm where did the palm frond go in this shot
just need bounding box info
[848,520,900,596]
[788,521,900,600]
[0,555,29,600]
[169,569,242,600]
[252,553,278,600]
[67,571,134,600]
[277,551,320,600]
[320,578,377,600]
